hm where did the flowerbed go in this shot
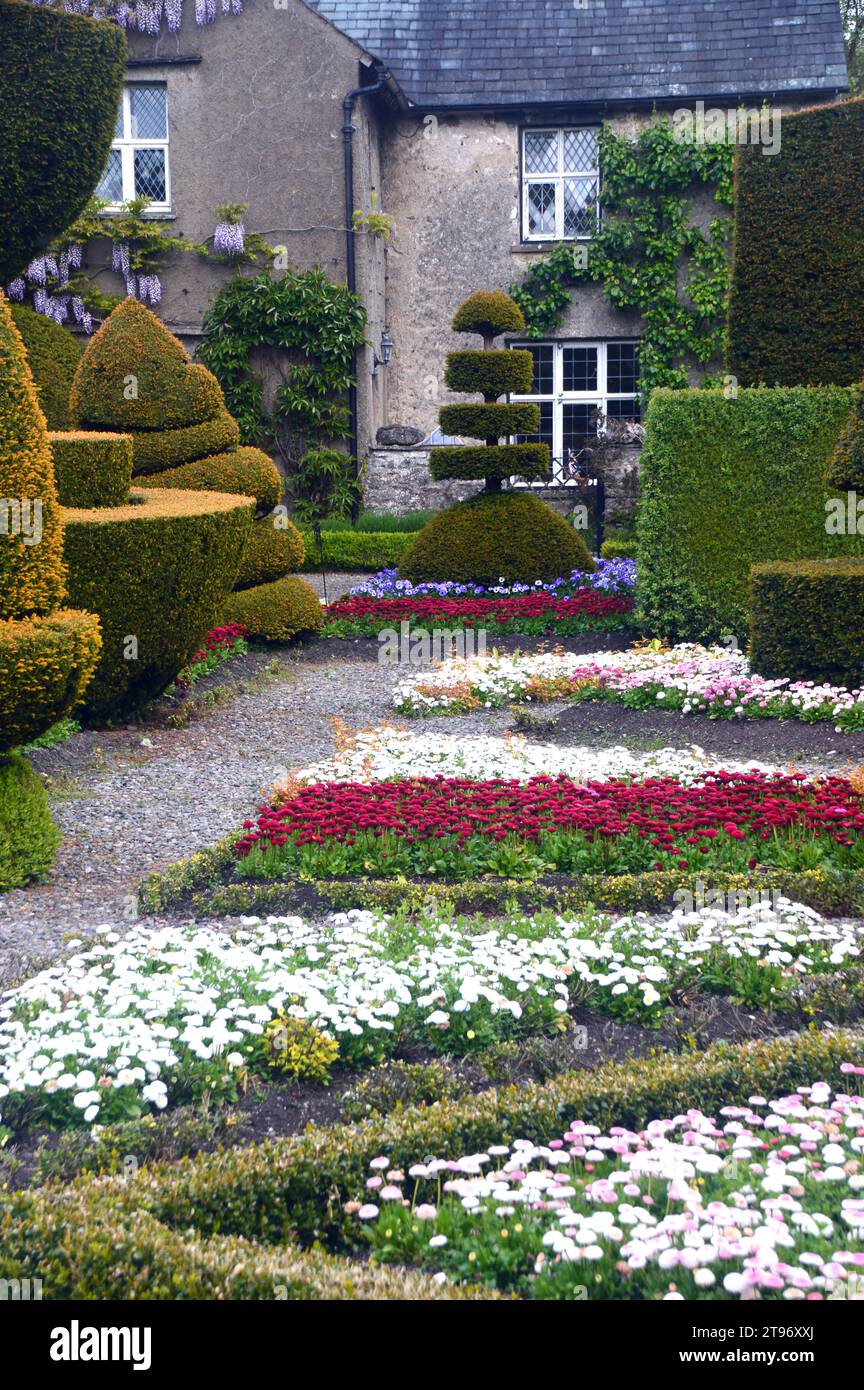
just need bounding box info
[351,1078,864,1299]
[235,770,864,880]
[349,558,636,600]
[323,590,633,638]
[165,623,248,697]
[2,900,861,1135]
[293,728,776,787]
[394,643,864,732]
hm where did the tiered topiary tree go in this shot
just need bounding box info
[0,294,102,887]
[70,299,323,642]
[400,291,595,586]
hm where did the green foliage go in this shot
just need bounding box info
[235,516,306,590]
[263,1014,339,1083]
[727,98,864,386]
[341,1059,470,1122]
[0,754,60,891]
[399,491,594,587]
[600,537,638,560]
[129,414,241,476]
[49,431,131,508]
[0,2,125,281]
[221,575,323,643]
[143,447,282,514]
[321,510,434,534]
[826,387,864,489]
[438,403,539,440]
[63,488,253,719]
[197,269,367,474]
[452,290,526,341]
[10,305,82,429]
[445,349,534,398]
[750,558,864,686]
[636,387,862,641]
[511,116,734,398]
[287,447,360,525]
[429,443,550,483]
[299,528,411,573]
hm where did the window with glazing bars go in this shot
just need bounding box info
[522,128,599,241]
[96,85,170,209]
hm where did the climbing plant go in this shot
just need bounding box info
[510,116,735,401]
[197,269,367,474]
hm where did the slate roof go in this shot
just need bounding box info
[304,0,849,109]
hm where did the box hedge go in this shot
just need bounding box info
[299,528,411,573]
[727,98,864,387]
[10,305,82,430]
[636,386,862,641]
[48,430,131,508]
[0,1,125,282]
[750,557,864,686]
[62,488,253,719]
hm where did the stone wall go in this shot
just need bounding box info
[363,443,641,525]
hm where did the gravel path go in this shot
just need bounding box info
[0,647,513,973]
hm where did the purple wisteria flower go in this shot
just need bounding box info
[6,279,25,301]
[137,275,162,306]
[112,242,131,277]
[26,258,47,286]
[213,220,245,256]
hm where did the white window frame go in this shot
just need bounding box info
[509,339,640,487]
[97,83,171,212]
[521,127,600,243]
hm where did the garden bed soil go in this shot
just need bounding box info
[3,994,829,1191]
[516,700,864,764]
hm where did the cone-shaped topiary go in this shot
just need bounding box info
[400,290,595,584]
[0,292,102,887]
[71,299,321,641]
[826,387,864,491]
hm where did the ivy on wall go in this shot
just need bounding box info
[510,117,735,400]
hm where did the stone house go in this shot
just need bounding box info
[98,0,847,519]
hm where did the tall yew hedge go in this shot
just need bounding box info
[726,98,864,386]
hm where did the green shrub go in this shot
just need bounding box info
[235,516,306,589]
[130,412,240,475]
[144,446,282,512]
[445,350,534,397]
[10,305,82,429]
[826,387,864,490]
[429,443,549,483]
[48,430,131,508]
[438,403,540,440]
[727,98,864,386]
[288,447,360,525]
[0,2,125,281]
[299,529,411,572]
[322,510,434,534]
[636,386,862,641]
[399,491,594,586]
[600,537,638,560]
[341,1060,471,1122]
[749,558,864,685]
[0,754,60,890]
[222,575,323,643]
[63,488,253,719]
[0,609,102,751]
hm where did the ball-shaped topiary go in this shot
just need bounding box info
[222,575,323,643]
[452,290,526,346]
[11,305,82,430]
[399,490,595,587]
[71,299,316,640]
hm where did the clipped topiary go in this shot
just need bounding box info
[11,304,82,429]
[222,575,323,643]
[826,387,864,491]
[0,292,102,887]
[400,290,594,584]
[0,754,61,890]
[49,431,131,509]
[0,1,126,282]
[399,490,594,587]
[71,299,318,640]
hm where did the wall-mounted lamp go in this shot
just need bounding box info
[374,328,394,368]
